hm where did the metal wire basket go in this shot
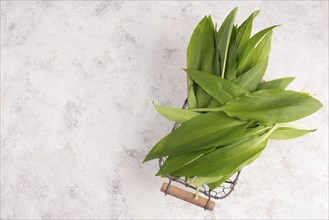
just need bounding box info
[158,99,241,210]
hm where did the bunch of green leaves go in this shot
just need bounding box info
[143,8,322,196]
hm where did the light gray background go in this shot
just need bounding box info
[1,1,328,219]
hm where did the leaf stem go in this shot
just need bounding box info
[195,186,200,200]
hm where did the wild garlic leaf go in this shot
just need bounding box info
[196,86,213,108]
[237,47,256,76]
[206,98,221,108]
[143,112,248,162]
[233,58,268,92]
[270,127,316,140]
[187,16,216,108]
[187,16,216,72]
[238,124,273,141]
[155,147,215,176]
[195,19,217,107]
[222,89,323,123]
[207,125,270,189]
[251,31,273,66]
[184,68,248,105]
[153,103,201,124]
[213,24,220,76]
[207,151,262,189]
[187,82,197,109]
[238,25,278,75]
[225,25,238,81]
[257,77,295,90]
[236,10,260,56]
[238,31,272,75]
[206,21,221,107]
[171,128,275,177]
[217,7,238,78]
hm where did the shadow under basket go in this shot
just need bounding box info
[158,99,241,211]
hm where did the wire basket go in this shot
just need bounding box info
[158,99,241,210]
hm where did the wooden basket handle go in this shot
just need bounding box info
[160,182,216,211]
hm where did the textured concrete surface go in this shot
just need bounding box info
[1,1,328,219]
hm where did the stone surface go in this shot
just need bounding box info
[1,1,328,219]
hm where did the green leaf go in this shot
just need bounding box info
[160,124,270,179]
[153,103,201,124]
[225,26,238,81]
[236,10,260,56]
[237,31,272,75]
[270,124,316,139]
[143,112,248,162]
[196,86,212,107]
[187,16,216,72]
[217,7,238,78]
[208,151,262,189]
[257,77,295,90]
[171,127,276,177]
[238,25,278,75]
[187,79,197,109]
[251,31,272,66]
[243,124,272,137]
[205,24,222,109]
[184,69,248,105]
[156,147,215,176]
[222,89,323,123]
[187,16,216,108]
[206,98,221,108]
[213,23,220,76]
[233,59,268,92]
